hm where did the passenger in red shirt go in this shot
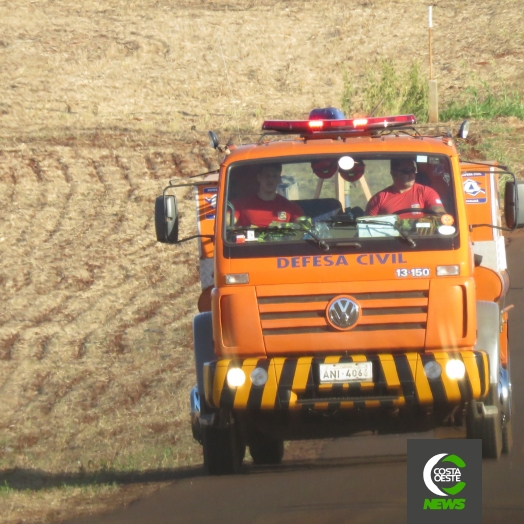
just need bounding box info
[233,163,303,227]
[365,158,446,218]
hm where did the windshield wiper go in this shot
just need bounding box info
[295,223,330,251]
[357,219,417,248]
[394,225,416,247]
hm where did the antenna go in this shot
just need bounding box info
[369,97,385,117]
[429,5,433,80]
[217,35,241,143]
[428,5,439,122]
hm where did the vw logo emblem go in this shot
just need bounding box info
[326,296,360,331]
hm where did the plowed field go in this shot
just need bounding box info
[1,0,524,522]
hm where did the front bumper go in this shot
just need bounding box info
[203,351,489,411]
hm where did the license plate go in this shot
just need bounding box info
[319,361,373,384]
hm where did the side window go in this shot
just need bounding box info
[416,156,454,213]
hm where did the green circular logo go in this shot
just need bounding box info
[423,453,466,496]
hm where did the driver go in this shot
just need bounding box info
[233,163,303,227]
[365,158,446,217]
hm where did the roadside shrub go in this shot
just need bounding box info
[440,81,524,121]
[341,60,428,121]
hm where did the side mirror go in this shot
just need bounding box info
[504,180,524,229]
[208,131,219,150]
[458,120,470,139]
[155,194,179,243]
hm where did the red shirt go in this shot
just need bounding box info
[365,183,443,217]
[233,194,304,227]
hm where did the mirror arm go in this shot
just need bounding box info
[470,223,516,232]
[175,234,215,244]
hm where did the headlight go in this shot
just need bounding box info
[250,367,268,386]
[225,273,249,284]
[424,360,442,379]
[226,367,246,387]
[436,265,460,276]
[446,359,466,380]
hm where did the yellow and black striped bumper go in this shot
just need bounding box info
[203,351,489,411]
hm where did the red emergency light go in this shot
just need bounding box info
[262,114,416,134]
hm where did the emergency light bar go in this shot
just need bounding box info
[262,114,416,134]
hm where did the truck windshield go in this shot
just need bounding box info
[224,153,457,249]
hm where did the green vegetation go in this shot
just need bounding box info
[109,446,180,472]
[58,482,119,495]
[341,63,524,189]
[341,60,428,121]
[0,481,12,496]
[460,123,523,191]
[342,64,524,124]
[441,82,524,121]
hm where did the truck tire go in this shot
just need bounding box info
[479,408,502,460]
[466,387,503,459]
[193,312,215,397]
[249,432,284,465]
[202,423,245,475]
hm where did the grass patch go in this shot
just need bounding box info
[109,446,180,472]
[441,82,524,121]
[0,481,13,496]
[340,62,524,191]
[58,481,119,495]
[462,122,524,192]
[0,480,139,524]
[475,128,515,168]
[342,60,428,120]
[342,64,524,127]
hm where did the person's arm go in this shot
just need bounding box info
[429,204,446,215]
[365,193,382,216]
[289,202,305,222]
[423,187,446,215]
[231,199,246,226]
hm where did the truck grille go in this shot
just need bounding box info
[256,282,430,354]
[258,291,428,334]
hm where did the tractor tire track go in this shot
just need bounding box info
[0,139,215,503]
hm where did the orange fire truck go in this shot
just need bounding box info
[155,110,524,474]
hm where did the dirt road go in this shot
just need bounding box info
[63,231,524,524]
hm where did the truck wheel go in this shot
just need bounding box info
[479,407,502,459]
[193,312,215,398]
[466,388,503,459]
[249,432,284,465]
[202,424,245,475]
